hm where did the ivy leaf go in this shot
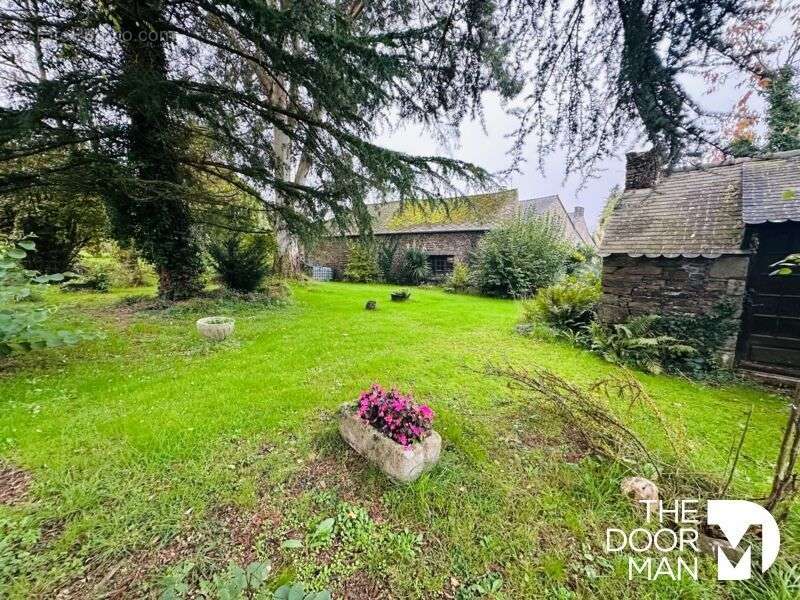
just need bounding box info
[7,248,26,259]
[781,189,797,201]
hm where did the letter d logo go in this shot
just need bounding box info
[707,500,780,580]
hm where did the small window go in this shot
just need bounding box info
[427,255,454,277]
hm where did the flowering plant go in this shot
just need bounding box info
[356,384,434,447]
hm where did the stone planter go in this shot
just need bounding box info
[196,316,235,341]
[390,291,410,302]
[338,405,441,483]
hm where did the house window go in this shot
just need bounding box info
[427,255,454,277]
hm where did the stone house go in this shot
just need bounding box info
[598,149,800,378]
[310,189,594,280]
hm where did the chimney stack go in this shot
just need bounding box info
[624,148,662,190]
[572,206,584,218]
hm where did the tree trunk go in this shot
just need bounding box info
[274,226,303,276]
[111,0,203,300]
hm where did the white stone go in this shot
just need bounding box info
[338,405,441,483]
[196,316,235,341]
[621,476,659,503]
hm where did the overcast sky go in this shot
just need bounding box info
[374,8,800,233]
[375,75,755,233]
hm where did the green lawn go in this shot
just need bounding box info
[0,282,797,598]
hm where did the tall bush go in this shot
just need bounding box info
[0,185,108,274]
[343,242,379,283]
[472,216,571,297]
[444,261,471,293]
[208,235,272,292]
[377,237,399,282]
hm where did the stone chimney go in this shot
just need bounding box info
[624,148,662,190]
[572,206,584,218]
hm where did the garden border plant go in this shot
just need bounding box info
[0,236,94,356]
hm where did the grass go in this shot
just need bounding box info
[0,281,798,598]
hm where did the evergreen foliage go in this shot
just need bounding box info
[0,1,762,299]
[765,66,800,152]
[522,274,601,334]
[588,315,697,375]
[0,0,524,298]
[343,242,379,283]
[208,235,272,293]
[472,217,571,298]
[444,262,472,293]
[376,237,400,283]
[653,303,739,379]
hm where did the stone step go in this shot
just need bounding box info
[738,367,800,393]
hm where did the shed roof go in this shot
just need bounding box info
[742,153,800,224]
[599,150,800,258]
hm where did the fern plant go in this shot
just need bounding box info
[522,274,600,333]
[589,315,696,374]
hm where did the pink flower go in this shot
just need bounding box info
[354,384,433,446]
[419,405,434,420]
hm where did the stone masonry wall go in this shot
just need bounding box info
[598,254,750,366]
[310,231,484,278]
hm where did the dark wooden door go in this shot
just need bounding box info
[740,223,800,376]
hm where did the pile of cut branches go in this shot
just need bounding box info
[483,363,719,498]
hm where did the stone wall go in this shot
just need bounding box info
[598,254,750,365]
[309,231,484,278]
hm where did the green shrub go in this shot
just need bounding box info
[343,241,379,282]
[112,245,155,287]
[444,261,471,293]
[209,234,271,292]
[1,237,93,355]
[522,274,600,333]
[588,315,697,375]
[399,247,431,285]
[61,262,111,292]
[472,216,571,297]
[0,172,108,274]
[376,237,399,283]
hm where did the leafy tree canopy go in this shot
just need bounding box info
[0,0,768,296]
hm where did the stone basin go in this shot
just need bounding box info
[338,405,441,483]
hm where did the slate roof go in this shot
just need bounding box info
[600,150,800,258]
[366,189,519,234]
[328,189,595,246]
[742,152,800,224]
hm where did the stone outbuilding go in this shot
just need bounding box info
[311,189,594,280]
[598,149,800,378]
